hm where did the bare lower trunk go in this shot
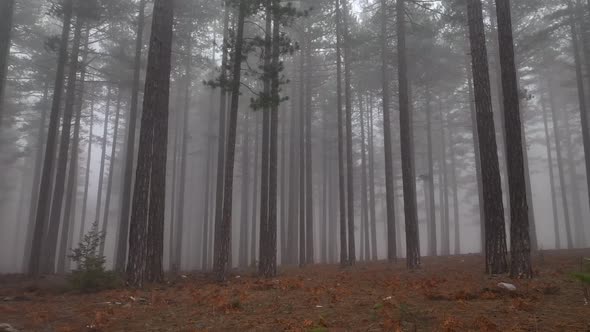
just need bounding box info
[28,0,73,276]
[466,0,508,275]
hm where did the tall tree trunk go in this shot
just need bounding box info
[341,0,356,265]
[547,80,573,249]
[439,105,450,256]
[572,1,590,236]
[321,107,328,263]
[201,98,216,271]
[168,96,180,271]
[251,113,260,266]
[304,32,314,266]
[280,102,288,264]
[494,0,532,278]
[425,90,436,257]
[397,0,420,269]
[564,110,584,247]
[360,95,370,261]
[380,0,396,262]
[368,95,377,261]
[214,0,246,282]
[335,0,348,266]
[213,1,231,275]
[466,0,508,275]
[263,2,281,276]
[570,6,590,247]
[448,125,460,255]
[298,40,306,267]
[0,0,15,126]
[79,102,94,241]
[24,80,50,269]
[239,112,250,268]
[464,44,486,252]
[28,0,73,276]
[127,0,174,287]
[59,28,91,273]
[99,89,123,257]
[173,28,193,270]
[42,18,83,274]
[116,0,146,273]
[259,1,272,273]
[96,87,113,233]
[540,92,562,249]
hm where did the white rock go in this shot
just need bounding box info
[497,282,517,291]
[0,323,20,332]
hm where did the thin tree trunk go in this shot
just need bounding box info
[360,94,370,262]
[239,112,250,268]
[380,0,396,262]
[168,97,180,270]
[213,1,231,275]
[548,80,573,249]
[214,0,247,281]
[368,95,377,261]
[259,1,272,274]
[425,90,436,257]
[23,80,50,269]
[79,102,94,242]
[397,0,420,269]
[341,0,356,265]
[304,33,314,266]
[466,0,508,275]
[28,0,73,276]
[298,40,306,267]
[174,28,193,270]
[99,89,123,257]
[116,0,146,273]
[42,19,83,274]
[59,28,91,273]
[564,109,584,247]
[335,0,348,266]
[0,0,15,125]
[540,92,561,249]
[251,113,260,266]
[201,98,216,271]
[96,87,113,233]
[439,105,450,256]
[448,124,460,255]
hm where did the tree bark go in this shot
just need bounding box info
[397,0,420,268]
[116,0,146,273]
[127,0,174,287]
[425,90,437,257]
[439,104,449,256]
[213,1,231,273]
[547,79,573,249]
[214,0,247,281]
[239,112,250,268]
[360,94,370,261]
[466,0,508,275]
[368,95,377,261]
[341,0,356,265]
[24,79,50,270]
[304,30,314,266]
[59,28,91,273]
[540,91,561,249]
[0,0,15,126]
[380,0,396,262]
[448,122,460,255]
[494,0,532,278]
[99,89,123,257]
[42,17,83,274]
[96,87,113,235]
[335,0,348,266]
[28,0,73,276]
[79,102,94,242]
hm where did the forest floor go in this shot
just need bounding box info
[1,249,589,331]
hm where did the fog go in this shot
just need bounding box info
[0,0,589,280]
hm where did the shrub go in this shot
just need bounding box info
[68,222,120,292]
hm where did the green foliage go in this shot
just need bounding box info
[68,222,120,292]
